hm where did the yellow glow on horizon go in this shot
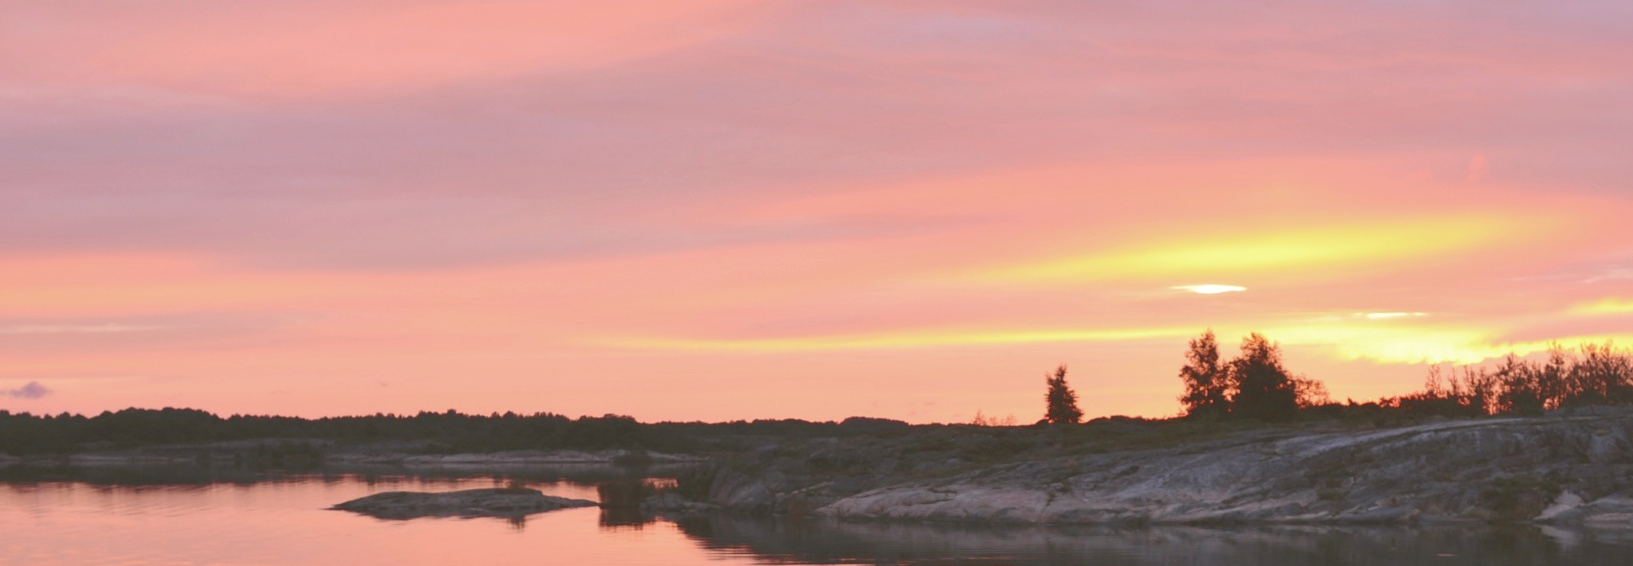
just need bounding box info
[1268,324,1501,364]
[1572,298,1633,316]
[1173,284,1246,294]
[1361,312,1426,319]
[984,213,1530,284]
[1268,320,1633,365]
[605,322,1633,368]
[606,311,1623,366]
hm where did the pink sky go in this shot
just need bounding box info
[4,1,1633,423]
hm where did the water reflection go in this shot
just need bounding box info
[676,515,1633,566]
[0,460,694,490]
[5,465,1633,566]
[598,478,683,530]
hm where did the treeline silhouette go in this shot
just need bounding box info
[1176,330,1327,422]
[7,339,1632,457]
[1385,342,1633,417]
[1174,331,1633,422]
[0,409,650,455]
[0,407,913,456]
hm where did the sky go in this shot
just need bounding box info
[3,0,1633,423]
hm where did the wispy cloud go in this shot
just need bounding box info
[1571,298,1633,316]
[4,381,52,399]
[600,325,1193,352]
[980,213,1536,285]
[0,324,163,334]
[1585,267,1633,283]
[1,0,1631,422]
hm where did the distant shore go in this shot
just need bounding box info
[0,443,703,469]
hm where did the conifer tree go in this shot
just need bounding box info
[1178,330,1229,417]
[1043,365,1083,424]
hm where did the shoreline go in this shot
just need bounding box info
[1,445,704,469]
[6,410,1633,528]
[702,410,1633,528]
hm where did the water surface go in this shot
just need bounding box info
[2,466,1629,565]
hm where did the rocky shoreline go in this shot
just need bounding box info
[10,410,1633,528]
[699,410,1633,527]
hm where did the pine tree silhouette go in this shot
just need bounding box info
[1043,365,1083,424]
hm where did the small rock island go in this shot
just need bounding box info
[331,487,598,520]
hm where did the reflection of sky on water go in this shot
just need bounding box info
[2,469,1631,565]
[683,514,1633,566]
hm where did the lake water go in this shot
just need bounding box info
[3,465,1631,565]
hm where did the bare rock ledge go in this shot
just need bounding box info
[707,411,1633,525]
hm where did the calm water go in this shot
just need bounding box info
[2,466,1631,565]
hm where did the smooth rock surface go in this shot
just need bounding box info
[703,411,1633,525]
[814,414,1633,525]
[331,488,597,519]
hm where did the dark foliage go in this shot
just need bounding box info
[1178,330,1229,417]
[837,417,911,434]
[1043,365,1083,424]
[0,408,694,456]
[1225,333,1301,422]
[1394,341,1633,417]
[0,407,941,457]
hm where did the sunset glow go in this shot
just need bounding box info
[1173,285,1247,295]
[4,0,1633,423]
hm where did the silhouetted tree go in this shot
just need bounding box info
[1226,333,1299,421]
[1416,341,1633,417]
[1536,346,1572,410]
[1399,364,1492,417]
[1291,375,1331,409]
[1565,341,1633,408]
[1043,365,1082,424]
[1494,353,1546,416]
[1178,330,1229,417]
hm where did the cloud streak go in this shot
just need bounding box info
[2,0,1633,422]
[0,324,162,334]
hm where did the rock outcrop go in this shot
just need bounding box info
[331,488,597,520]
[708,411,1633,526]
